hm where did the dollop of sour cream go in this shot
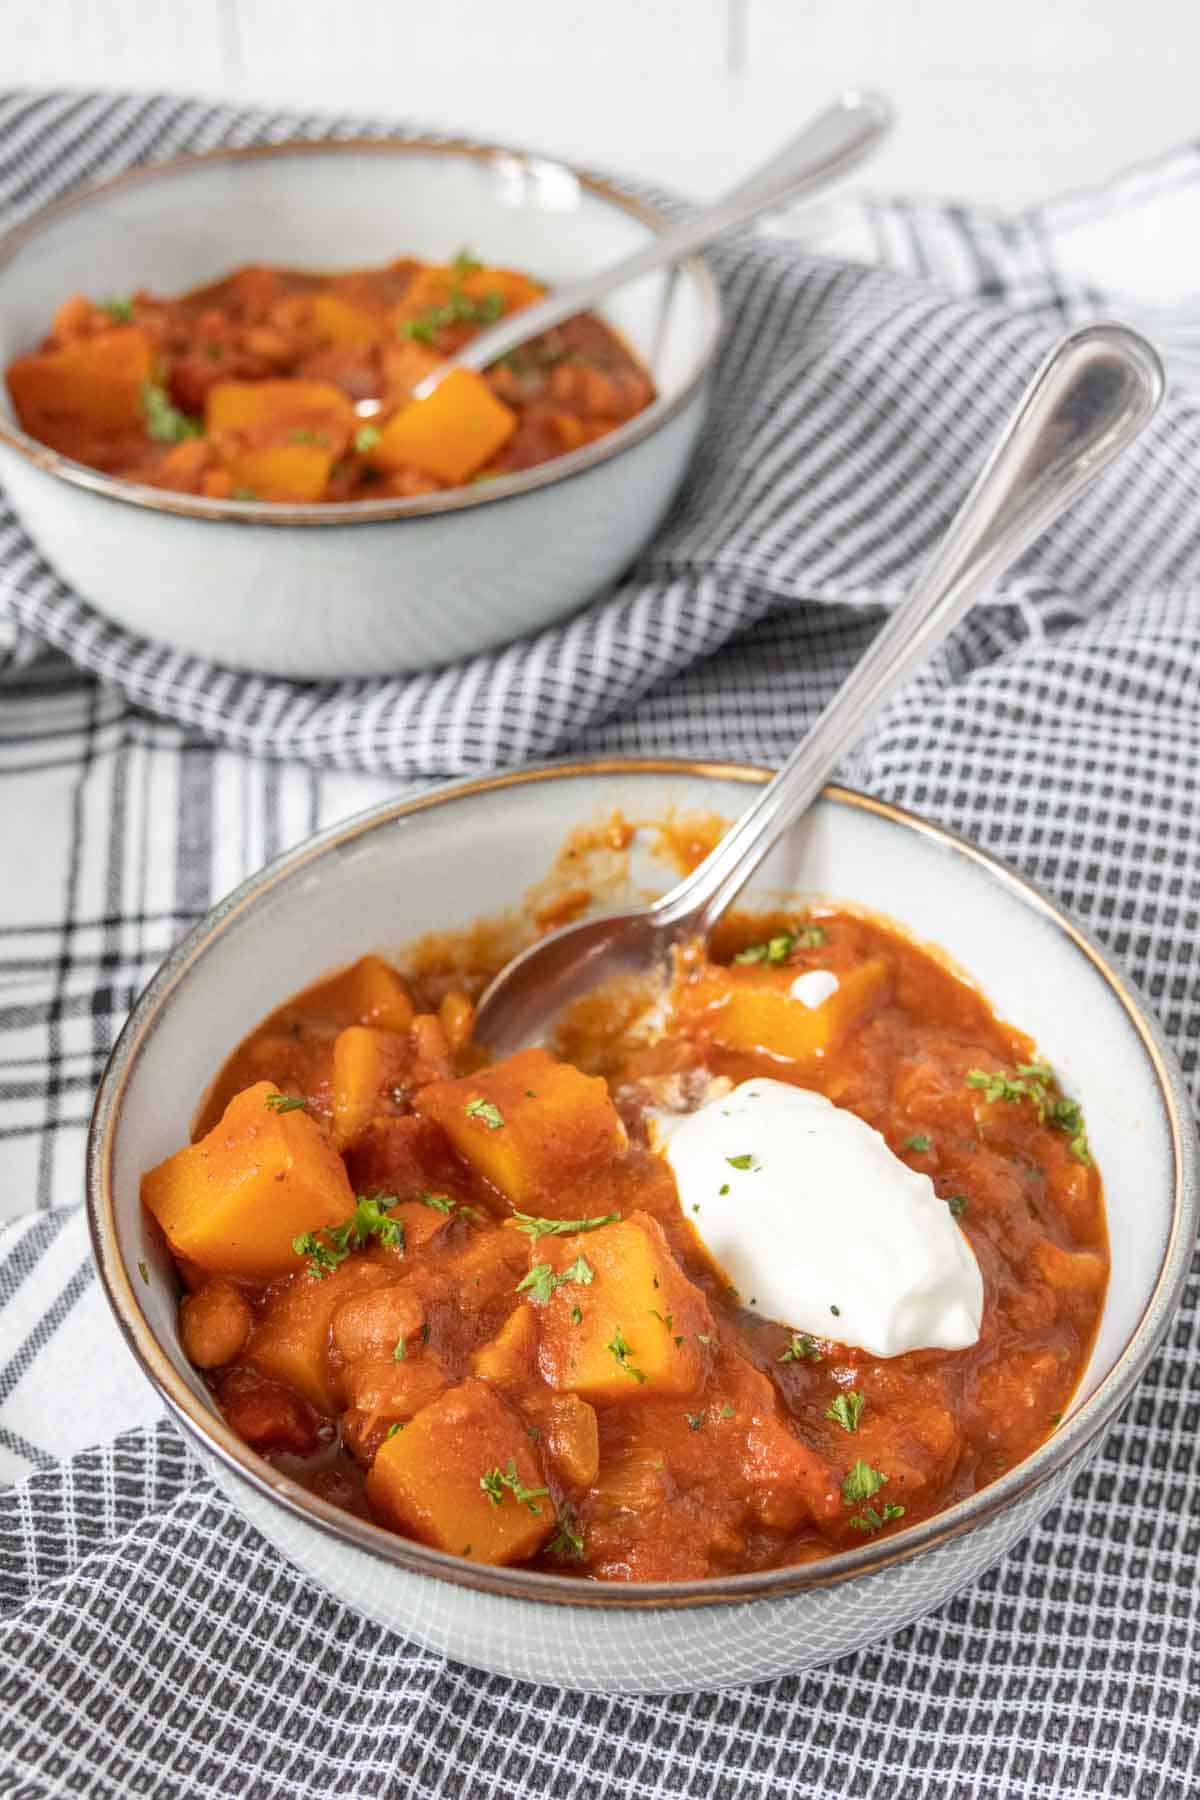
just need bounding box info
[660,1079,983,1358]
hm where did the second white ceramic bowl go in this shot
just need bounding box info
[88,761,1196,1692]
[0,141,719,678]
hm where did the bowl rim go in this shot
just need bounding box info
[87,757,1198,1612]
[0,135,721,527]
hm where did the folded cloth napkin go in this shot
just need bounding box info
[1,91,1199,1799]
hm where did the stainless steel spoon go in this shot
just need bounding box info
[410,91,893,400]
[472,323,1165,1055]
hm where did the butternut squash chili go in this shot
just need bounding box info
[142,893,1107,1582]
[5,252,654,502]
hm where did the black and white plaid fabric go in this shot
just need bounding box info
[1,92,1198,1797]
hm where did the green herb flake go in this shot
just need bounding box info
[779,1333,822,1364]
[903,1133,932,1153]
[516,1253,594,1306]
[481,1457,549,1513]
[418,1190,455,1214]
[264,1092,307,1113]
[685,1412,704,1432]
[733,921,826,965]
[293,1194,404,1279]
[287,427,327,446]
[1050,1410,1064,1425]
[527,1425,540,1443]
[231,487,258,501]
[385,1421,406,1440]
[947,1194,969,1218]
[849,1503,905,1534]
[393,1336,407,1362]
[720,1403,735,1419]
[354,423,383,454]
[826,1390,865,1434]
[842,1460,887,1505]
[140,380,202,444]
[726,1154,754,1172]
[570,1304,583,1325]
[546,1504,585,1561]
[718,1183,730,1197]
[606,1327,647,1385]
[967,1062,1091,1164]
[100,296,134,323]
[137,1260,150,1285]
[510,1211,619,1241]
[464,1096,505,1130]
[451,248,483,279]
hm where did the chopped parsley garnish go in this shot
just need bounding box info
[779,1333,822,1363]
[516,1253,594,1305]
[527,1425,540,1442]
[903,1133,932,1153]
[841,1460,887,1504]
[401,286,504,343]
[292,1194,404,1279]
[137,1260,149,1285]
[354,423,383,454]
[264,1092,307,1113]
[685,1412,704,1431]
[570,1304,583,1325]
[1050,1411,1063,1425]
[733,922,826,964]
[966,1062,1091,1163]
[231,487,258,501]
[545,1504,585,1560]
[947,1194,969,1218]
[830,1304,841,1317]
[509,1211,619,1241]
[720,1403,735,1419]
[726,1154,754,1172]
[718,1183,730,1196]
[826,1391,865,1434]
[287,428,327,446]
[464,1096,505,1130]
[418,1191,455,1213]
[606,1328,647,1384]
[393,1337,407,1361]
[100,296,134,323]
[140,380,201,444]
[849,1503,905,1534]
[479,1457,549,1513]
[385,1421,406,1439]
[451,247,483,279]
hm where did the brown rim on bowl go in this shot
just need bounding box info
[87,760,1198,1610]
[0,137,722,527]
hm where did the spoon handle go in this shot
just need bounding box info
[415,92,892,393]
[652,322,1165,936]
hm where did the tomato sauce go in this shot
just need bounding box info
[5,255,654,502]
[144,899,1106,1584]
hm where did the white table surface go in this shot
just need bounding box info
[5,0,1197,209]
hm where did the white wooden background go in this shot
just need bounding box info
[5,1,1198,207]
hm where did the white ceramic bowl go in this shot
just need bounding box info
[0,141,719,678]
[88,761,1197,1693]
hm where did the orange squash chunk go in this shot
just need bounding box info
[413,1047,626,1213]
[367,1376,552,1564]
[535,1212,713,1403]
[330,1025,411,1152]
[226,442,333,502]
[316,954,415,1036]
[6,326,155,450]
[310,292,381,347]
[675,956,891,1068]
[368,369,516,485]
[141,1081,353,1280]
[245,1257,396,1413]
[205,377,355,437]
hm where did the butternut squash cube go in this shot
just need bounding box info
[141,1081,353,1281]
[677,956,891,1068]
[7,326,155,449]
[205,377,355,438]
[319,954,415,1036]
[226,442,332,503]
[310,292,382,346]
[245,1257,396,1413]
[413,1047,626,1214]
[367,369,516,485]
[535,1212,712,1403]
[331,1025,411,1152]
[367,1376,552,1564]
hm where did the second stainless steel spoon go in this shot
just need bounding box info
[473,322,1165,1055]
[411,91,893,400]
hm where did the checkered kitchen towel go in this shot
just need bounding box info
[1,92,1199,1798]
